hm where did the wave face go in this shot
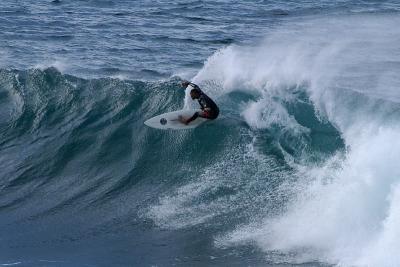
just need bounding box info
[1,2,400,267]
[0,64,343,265]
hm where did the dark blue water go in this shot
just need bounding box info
[1,1,400,266]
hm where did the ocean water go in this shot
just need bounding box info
[1,1,400,266]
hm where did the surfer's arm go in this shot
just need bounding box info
[189,82,200,90]
[184,112,199,125]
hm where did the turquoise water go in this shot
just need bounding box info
[1,1,400,266]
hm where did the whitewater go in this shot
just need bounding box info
[1,1,400,266]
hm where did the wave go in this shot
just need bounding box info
[1,14,399,267]
[0,65,341,237]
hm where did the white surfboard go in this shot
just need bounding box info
[144,109,208,130]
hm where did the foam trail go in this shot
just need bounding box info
[195,15,400,266]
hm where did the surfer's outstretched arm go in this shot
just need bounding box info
[180,112,199,125]
[181,80,201,90]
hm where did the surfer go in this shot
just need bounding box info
[179,81,219,125]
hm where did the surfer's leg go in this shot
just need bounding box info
[198,110,215,120]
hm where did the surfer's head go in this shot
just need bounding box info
[181,80,190,88]
[190,88,201,99]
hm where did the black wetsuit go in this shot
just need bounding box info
[187,83,219,123]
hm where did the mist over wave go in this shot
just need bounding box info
[188,15,400,266]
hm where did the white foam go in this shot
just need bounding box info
[146,131,284,230]
[192,15,400,266]
[0,262,22,266]
[218,128,400,266]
